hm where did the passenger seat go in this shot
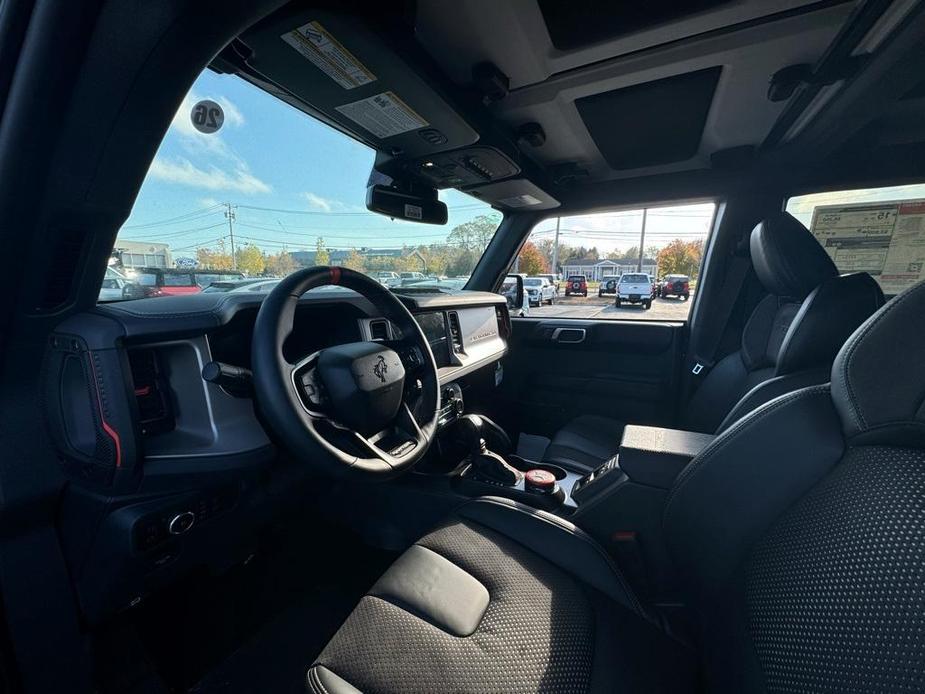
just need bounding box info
[542,212,885,472]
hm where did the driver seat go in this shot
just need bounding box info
[308,280,925,693]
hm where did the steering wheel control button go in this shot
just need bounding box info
[524,468,557,494]
[168,511,196,536]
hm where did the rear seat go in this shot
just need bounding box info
[542,212,885,472]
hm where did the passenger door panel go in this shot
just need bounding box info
[499,319,684,436]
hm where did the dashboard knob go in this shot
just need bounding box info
[168,511,196,535]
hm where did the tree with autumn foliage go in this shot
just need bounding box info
[656,238,704,279]
[517,241,550,275]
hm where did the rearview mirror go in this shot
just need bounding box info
[500,274,528,317]
[366,184,448,225]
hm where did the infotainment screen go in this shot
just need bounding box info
[414,312,450,367]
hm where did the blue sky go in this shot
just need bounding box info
[117,70,494,258]
[118,69,717,259]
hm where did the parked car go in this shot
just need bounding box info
[524,277,556,306]
[615,273,654,309]
[97,276,129,301]
[537,273,560,295]
[374,271,401,287]
[121,268,245,298]
[658,274,691,300]
[598,276,620,296]
[564,274,588,297]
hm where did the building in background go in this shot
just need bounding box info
[112,240,172,269]
[560,258,657,281]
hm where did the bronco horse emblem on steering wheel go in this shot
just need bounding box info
[373,354,388,383]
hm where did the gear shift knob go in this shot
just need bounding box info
[456,414,512,456]
[456,414,522,486]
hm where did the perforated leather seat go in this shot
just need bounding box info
[308,279,925,694]
[543,212,884,472]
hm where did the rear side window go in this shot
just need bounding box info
[163,274,195,286]
[787,183,925,295]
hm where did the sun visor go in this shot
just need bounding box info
[238,10,478,158]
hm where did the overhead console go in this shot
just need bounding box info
[230,9,479,158]
[218,7,560,215]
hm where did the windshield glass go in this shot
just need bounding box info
[524,279,543,286]
[100,71,500,301]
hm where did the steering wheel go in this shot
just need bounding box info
[251,266,440,478]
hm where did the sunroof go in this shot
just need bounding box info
[575,67,722,170]
[538,0,734,50]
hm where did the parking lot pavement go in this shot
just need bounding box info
[527,292,694,320]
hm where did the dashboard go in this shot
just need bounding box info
[43,287,509,622]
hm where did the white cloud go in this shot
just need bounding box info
[149,157,271,195]
[198,197,221,208]
[302,191,345,212]
[216,96,245,127]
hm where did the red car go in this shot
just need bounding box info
[658,274,691,300]
[564,274,588,297]
[123,268,245,298]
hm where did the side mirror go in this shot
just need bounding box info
[500,274,527,317]
[366,184,448,225]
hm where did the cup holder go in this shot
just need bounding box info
[507,455,568,480]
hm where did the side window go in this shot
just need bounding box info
[513,201,715,321]
[787,183,925,296]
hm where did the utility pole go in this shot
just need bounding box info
[551,216,561,276]
[224,202,237,269]
[637,208,648,272]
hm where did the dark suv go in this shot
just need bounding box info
[658,274,690,300]
[564,275,588,297]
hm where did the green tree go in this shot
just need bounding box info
[315,237,330,266]
[518,241,550,275]
[235,244,265,276]
[447,214,501,253]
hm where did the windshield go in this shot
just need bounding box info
[524,279,543,286]
[100,71,500,301]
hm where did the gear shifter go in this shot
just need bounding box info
[456,415,523,486]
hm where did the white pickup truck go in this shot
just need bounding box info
[615,273,654,309]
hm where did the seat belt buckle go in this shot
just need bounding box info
[691,359,713,376]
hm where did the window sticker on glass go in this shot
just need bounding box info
[809,199,925,295]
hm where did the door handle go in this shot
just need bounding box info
[551,327,586,344]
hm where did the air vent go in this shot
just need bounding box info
[128,349,174,436]
[447,312,464,353]
[369,319,389,341]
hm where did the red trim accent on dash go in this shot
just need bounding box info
[329,267,342,285]
[88,351,122,468]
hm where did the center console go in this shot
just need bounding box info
[449,418,715,598]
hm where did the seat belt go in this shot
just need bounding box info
[687,242,752,384]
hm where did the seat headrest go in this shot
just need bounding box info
[750,212,838,298]
[776,273,884,375]
[832,279,925,446]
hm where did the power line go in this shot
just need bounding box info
[118,222,227,241]
[121,205,224,229]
